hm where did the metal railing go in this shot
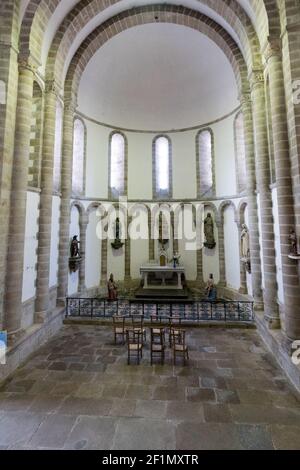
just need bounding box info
[66,297,254,323]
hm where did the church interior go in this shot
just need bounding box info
[0,0,300,451]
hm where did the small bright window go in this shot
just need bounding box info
[110,133,125,198]
[72,119,85,195]
[154,136,171,198]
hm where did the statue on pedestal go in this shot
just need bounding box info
[70,235,80,258]
[205,273,217,301]
[204,213,216,249]
[108,273,118,301]
[289,229,298,256]
[111,217,124,250]
[240,224,251,273]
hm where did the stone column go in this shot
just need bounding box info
[250,69,280,328]
[35,81,60,321]
[57,99,76,302]
[4,57,36,336]
[78,213,88,293]
[240,93,263,306]
[265,41,300,339]
[217,219,226,286]
[124,215,132,285]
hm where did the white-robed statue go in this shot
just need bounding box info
[240,224,250,260]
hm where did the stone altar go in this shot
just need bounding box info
[140,264,185,290]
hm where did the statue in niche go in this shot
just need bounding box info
[204,213,216,249]
[289,229,298,256]
[108,273,118,301]
[70,235,80,258]
[240,224,251,273]
[111,217,124,250]
[159,212,169,246]
[240,224,250,260]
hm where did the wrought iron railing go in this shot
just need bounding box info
[66,297,254,323]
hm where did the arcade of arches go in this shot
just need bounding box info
[0,0,300,450]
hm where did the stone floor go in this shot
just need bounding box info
[0,325,300,450]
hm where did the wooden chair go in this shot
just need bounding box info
[131,314,147,342]
[168,314,182,347]
[150,327,165,365]
[113,315,126,344]
[172,329,189,365]
[126,329,143,365]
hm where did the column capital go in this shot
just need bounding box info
[248,68,264,91]
[239,91,252,108]
[64,97,77,114]
[263,38,282,63]
[45,79,61,98]
[18,54,40,74]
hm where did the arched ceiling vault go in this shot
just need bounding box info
[63,5,248,104]
[19,0,281,87]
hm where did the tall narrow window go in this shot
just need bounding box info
[153,136,172,199]
[53,100,63,192]
[234,112,247,194]
[197,129,213,197]
[72,118,85,195]
[109,132,125,198]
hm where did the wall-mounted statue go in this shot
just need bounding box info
[204,213,216,249]
[240,224,251,273]
[70,235,80,258]
[111,217,124,250]
[289,229,298,256]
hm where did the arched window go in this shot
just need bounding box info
[72,118,85,195]
[53,100,63,192]
[153,136,172,199]
[197,129,214,197]
[234,112,247,194]
[109,132,126,198]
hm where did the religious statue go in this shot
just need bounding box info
[108,273,118,301]
[172,252,181,268]
[159,212,169,246]
[240,224,250,260]
[204,213,216,249]
[111,217,124,250]
[289,229,298,256]
[205,273,217,301]
[70,235,80,258]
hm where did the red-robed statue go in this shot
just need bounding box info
[108,273,118,301]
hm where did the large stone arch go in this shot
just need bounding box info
[64,5,249,103]
[43,1,261,86]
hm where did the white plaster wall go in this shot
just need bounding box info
[22,191,40,302]
[224,205,240,290]
[129,204,149,278]
[272,188,284,304]
[214,115,237,197]
[49,196,61,288]
[172,132,197,199]
[128,134,152,199]
[203,208,220,283]
[84,112,238,201]
[108,244,125,281]
[85,210,101,288]
[85,121,109,199]
[68,206,80,295]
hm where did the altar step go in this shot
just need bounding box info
[133,287,191,301]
